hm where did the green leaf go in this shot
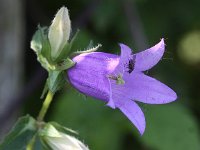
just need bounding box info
[27,135,47,150]
[47,71,66,93]
[31,26,43,53]
[40,28,52,64]
[142,104,200,150]
[55,58,75,71]
[31,26,52,67]
[0,115,37,150]
[32,136,44,150]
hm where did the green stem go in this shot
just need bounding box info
[26,134,36,150]
[37,90,54,121]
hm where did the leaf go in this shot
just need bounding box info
[32,136,44,150]
[55,58,75,71]
[142,104,200,150]
[47,71,66,93]
[0,115,37,150]
[31,26,52,65]
[30,26,43,53]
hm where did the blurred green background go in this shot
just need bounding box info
[1,0,200,149]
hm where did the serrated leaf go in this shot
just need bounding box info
[0,115,37,150]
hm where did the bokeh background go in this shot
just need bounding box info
[1,0,200,149]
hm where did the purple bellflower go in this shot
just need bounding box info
[67,39,177,135]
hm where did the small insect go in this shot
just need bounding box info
[127,55,136,74]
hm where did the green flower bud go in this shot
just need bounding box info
[48,7,71,59]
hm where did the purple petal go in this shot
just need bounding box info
[119,99,146,135]
[106,79,116,109]
[123,72,177,104]
[134,39,165,71]
[113,44,132,74]
[67,52,118,101]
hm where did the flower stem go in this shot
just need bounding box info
[26,134,36,150]
[37,90,54,121]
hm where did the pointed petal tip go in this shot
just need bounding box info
[160,38,165,48]
[160,38,164,42]
[168,90,178,102]
[118,43,132,55]
[118,100,146,136]
[134,39,165,71]
[162,85,178,103]
[119,43,128,49]
[106,100,116,109]
[155,38,165,52]
[139,127,145,136]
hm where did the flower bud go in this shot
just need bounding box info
[45,132,89,150]
[48,6,71,59]
[40,124,89,150]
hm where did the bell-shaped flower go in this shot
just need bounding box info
[67,39,177,135]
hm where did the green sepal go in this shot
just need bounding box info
[49,122,78,135]
[31,26,52,61]
[54,30,80,62]
[55,58,76,71]
[31,26,53,71]
[31,26,43,53]
[0,115,37,150]
[38,123,60,150]
[38,123,61,138]
[71,43,101,57]
[39,28,52,64]
[53,42,70,63]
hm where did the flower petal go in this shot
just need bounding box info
[134,38,165,71]
[106,79,116,109]
[118,99,146,135]
[124,72,177,104]
[113,44,132,74]
[68,52,118,101]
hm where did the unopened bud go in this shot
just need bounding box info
[48,6,71,59]
[40,124,89,150]
[45,132,89,150]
